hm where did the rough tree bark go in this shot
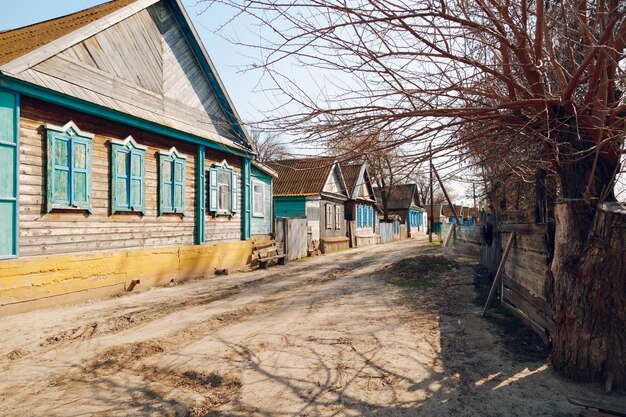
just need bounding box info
[551,201,626,388]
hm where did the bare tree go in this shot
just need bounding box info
[203,0,626,386]
[249,129,290,163]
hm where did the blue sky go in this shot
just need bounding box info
[0,0,267,124]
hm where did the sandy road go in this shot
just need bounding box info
[0,238,619,416]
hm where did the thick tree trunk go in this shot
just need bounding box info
[551,201,626,388]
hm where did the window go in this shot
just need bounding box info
[111,137,146,214]
[325,203,333,229]
[159,147,186,215]
[335,204,342,230]
[252,180,265,217]
[46,121,93,212]
[208,160,238,215]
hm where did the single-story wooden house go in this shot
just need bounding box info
[0,0,275,314]
[374,183,427,237]
[340,163,378,247]
[441,205,464,223]
[269,158,349,254]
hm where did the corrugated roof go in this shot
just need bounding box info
[427,204,442,221]
[374,184,419,210]
[339,163,363,197]
[0,0,136,66]
[267,158,336,196]
[441,205,463,218]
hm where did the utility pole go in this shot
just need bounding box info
[473,183,477,209]
[429,154,433,242]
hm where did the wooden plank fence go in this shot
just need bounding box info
[439,210,554,342]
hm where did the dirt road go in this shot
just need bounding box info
[0,238,619,416]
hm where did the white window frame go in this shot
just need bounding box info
[325,203,333,229]
[252,179,265,217]
[335,204,342,230]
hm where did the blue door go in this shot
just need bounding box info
[0,90,18,258]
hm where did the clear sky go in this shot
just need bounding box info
[0,0,267,124]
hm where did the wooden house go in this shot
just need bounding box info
[427,204,443,233]
[441,205,464,223]
[0,0,275,314]
[268,158,349,254]
[340,163,378,247]
[374,184,427,237]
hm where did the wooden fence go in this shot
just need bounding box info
[497,212,553,341]
[275,218,308,260]
[439,210,553,342]
[379,223,393,244]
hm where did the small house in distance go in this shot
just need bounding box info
[375,184,427,237]
[269,158,349,254]
[340,163,379,247]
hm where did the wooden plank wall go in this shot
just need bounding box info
[19,97,194,256]
[19,96,244,257]
[499,210,554,334]
[441,222,488,246]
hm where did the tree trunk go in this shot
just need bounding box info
[551,201,626,388]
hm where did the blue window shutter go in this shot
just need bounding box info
[357,205,362,227]
[368,206,372,226]
[71,138,90,210]
[130,150,145,213]
[231,171,238,213]
[208,167,218,212]
[112,147,129,213]
[49,135,71,209]
[160,156,173,215]
[174,159,185,213]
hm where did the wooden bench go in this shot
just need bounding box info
[253,241,287,269]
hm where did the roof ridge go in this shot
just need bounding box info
[0,0,137,66]
[0,0,126,33]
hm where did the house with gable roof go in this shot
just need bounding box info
[0,0,276,313]
[268,158,350,254]
[340,162,379,247]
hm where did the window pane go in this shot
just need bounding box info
[218,170,230,186]
[163,183,172,208]
[117,151,128,176]
[219,185,230,211]
[54,138,69,166]
[74,171,87,202]
[117,176,128,206]
[74,143,87,169]
[131,153,142,177]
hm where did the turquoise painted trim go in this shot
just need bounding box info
[0,88,19,259]
[46,126,93,213]
[166,0,250,148]
[242,158,251,240]
[0,75,254,159]
[111,141,146,215]
[274,196,306,218]
[195,145,205,244]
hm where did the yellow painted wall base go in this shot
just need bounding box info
[0,241,253,316]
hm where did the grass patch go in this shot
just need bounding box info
[386,256,457,288]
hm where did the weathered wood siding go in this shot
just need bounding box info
[250,166,272,236]
[17,1,239,147]
[18,96,202,256]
